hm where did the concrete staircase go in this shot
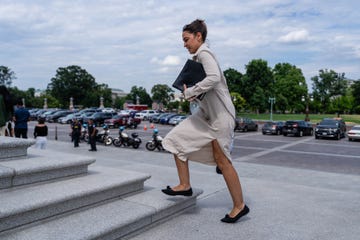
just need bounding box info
[0,137,202,239]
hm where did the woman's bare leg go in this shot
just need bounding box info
[212,140,245,217]
[172,154,191,191]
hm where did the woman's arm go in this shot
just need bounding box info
[184,51,220,100]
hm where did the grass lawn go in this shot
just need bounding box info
[238,113,360,125]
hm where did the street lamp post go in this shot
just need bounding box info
[69,97,74,110]
[43,98,48,109]
[268,97,276,121]
[100,96,104,108]
[302,95,313,122]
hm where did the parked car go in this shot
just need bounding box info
[46,110,74,123]
[234,118,258,132]
[28,108,39,120]
[148,113,161,123]
[58,113,77,124]
[151,113,170,123]
[84,112,116,126]
[347,125,360,141]
[77,108,101,116]
[104,114,141,128]
[75,112,93,124]
[315,118,346,140]
[30,109,47,120]
[160,113,179,125]
[168,115,188,126]
[101,107,116,113]
[283,120,313,137]
[38,109,60,120]
[262,121,284,135]
[135,110,158,121]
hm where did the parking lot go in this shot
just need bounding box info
[28,121,360,176]
[23,120,360,240]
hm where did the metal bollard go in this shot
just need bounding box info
[55,125,58,140]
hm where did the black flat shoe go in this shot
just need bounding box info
[161,186,193,196]
[221,205,249,223]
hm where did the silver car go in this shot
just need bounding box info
[168,115,187,126]
[347,125,360,141]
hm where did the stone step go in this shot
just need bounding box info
[0,166,150,232]
[0,137,35,160]
[0,187,202,240]
[0,149,96,189]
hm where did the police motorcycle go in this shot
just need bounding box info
[95,124,113,146]
[146,128,165,151]
[125,116,138,129]
[113,126,141,149]
[81,123,88,141]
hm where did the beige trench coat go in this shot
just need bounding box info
[162,44,236,166]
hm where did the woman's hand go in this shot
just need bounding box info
[183,84,197,101]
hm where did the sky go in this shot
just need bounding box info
[1,0,359,94]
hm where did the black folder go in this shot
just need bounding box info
[172,59,206,92]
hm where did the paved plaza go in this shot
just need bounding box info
[29,121,360,240]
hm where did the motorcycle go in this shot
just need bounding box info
[125,117,138,129]
[113,126,141,149]
[80,123,88,141]
[146,129,165,151]
[91,124,113,146]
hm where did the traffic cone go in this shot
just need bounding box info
[150,123,154,129]
[143,125,147,131]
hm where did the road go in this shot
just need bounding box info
[27,121,360,176]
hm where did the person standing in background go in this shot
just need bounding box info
[71,118,82,147]
[0,85,13,136]
[88,119,97,151]
[14,99,30,138]
[33,118,48,149]
[5,116,15,137]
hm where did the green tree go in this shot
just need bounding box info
[47,65,111,108]
[151,84,174,106]
[230,92,246,114]
[7,87,41,108]
[274,93,288,113]
[180,100,190,113]
[311,69,347,113]
[97,83,113,107]
[113,96,127,110]
[37,93,60,108]
[224,68,243,93]
[351,80,360,109]
[0,66,16,87]
[273,63,307,113]
[167,100,180,112]
[126,86,152,107]
[329,94,353,115]
[242,59,274,113]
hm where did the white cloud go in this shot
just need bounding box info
[162,55,181,66]
[278,29,310,43]
[1,0,359,93]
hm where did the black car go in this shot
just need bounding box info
[151,113,169,124]
[46,110,74,123]
[262,121,284,135]
[234,118,258,132]
[283,120,313,137]
[315,118,346,140]
[84,112,116,126]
